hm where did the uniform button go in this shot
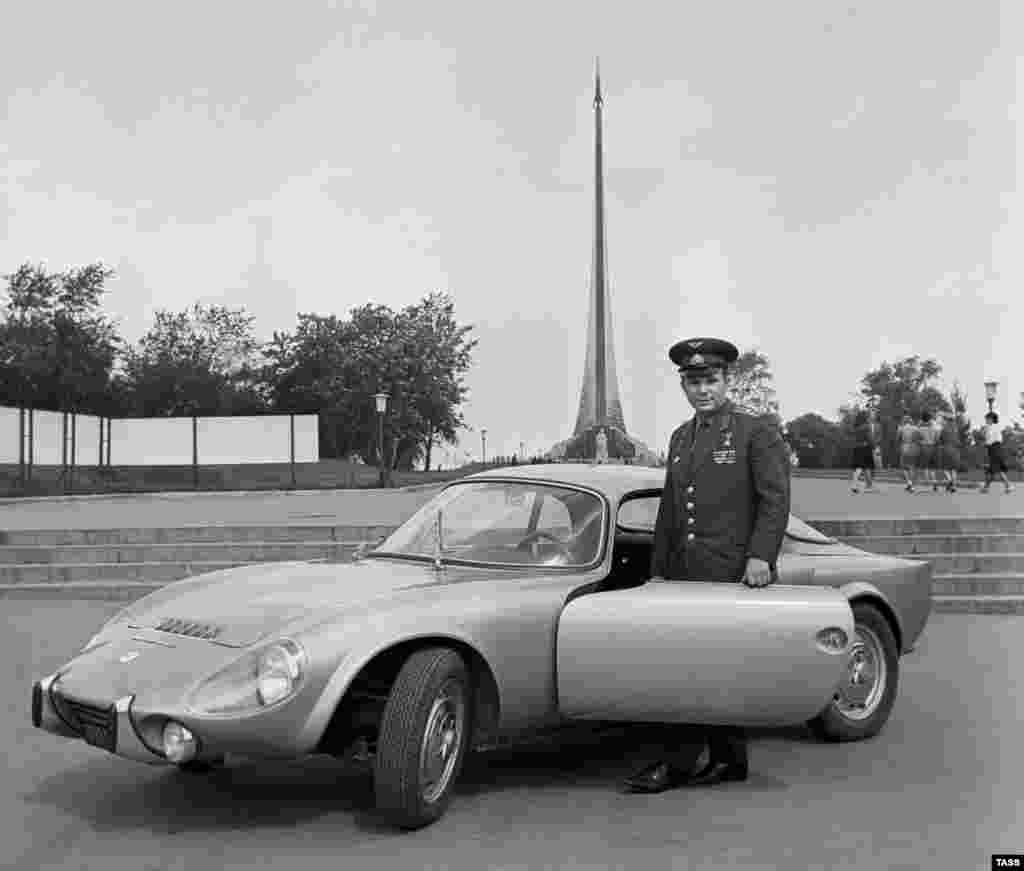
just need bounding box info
[687,533,695,541]
[686,502,695,510]
[687,517,695,525]
[687,486,695,494]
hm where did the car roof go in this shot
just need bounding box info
[464,463,665,502]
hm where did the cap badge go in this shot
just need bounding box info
[690,353,704,366]
[688,340,704,349]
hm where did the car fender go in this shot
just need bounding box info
[295,618,506,751]
[837,580,904,652]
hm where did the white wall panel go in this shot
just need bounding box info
[32,410,65,465]
[196,416,320,464]
[0,406,21,463]
[292,415,319,462]
[111,418,194,465]
[198,417,286,465]
[74,415,102,465]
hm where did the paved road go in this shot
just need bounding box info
[2,476,1023,532]
[5,601,1021,871]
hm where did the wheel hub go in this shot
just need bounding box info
[832,625,886,720]
[419,681,465,804]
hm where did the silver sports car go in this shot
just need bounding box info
[32,464,932,828]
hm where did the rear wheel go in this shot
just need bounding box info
[809,602,899,741]
[373,648,472,829]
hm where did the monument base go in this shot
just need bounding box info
[547,426,659,466]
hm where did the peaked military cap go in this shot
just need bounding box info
[669,337,740,371]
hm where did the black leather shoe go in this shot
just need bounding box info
[621,761,690,793]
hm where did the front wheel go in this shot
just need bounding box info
[809,602,899,742]
[373,648,472,829]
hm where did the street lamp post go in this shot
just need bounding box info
[984,380,998,416]
[374,392,389,488]
[481,428,488,465]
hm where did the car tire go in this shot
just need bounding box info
[373,647,473,829]
[809,602,899,742]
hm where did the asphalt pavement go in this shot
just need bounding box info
[4,601,1022,871]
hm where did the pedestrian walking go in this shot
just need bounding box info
[850,410,877,493]
[898,414,920,492]
[980,412,1014,494]
[621,336,791,794]
[917,411,942,492]
[938,412,962,492]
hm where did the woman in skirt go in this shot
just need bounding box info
[898,414,920,492]
[981,412,1014,494]
[939,412,961,492]
[850,410,876,493]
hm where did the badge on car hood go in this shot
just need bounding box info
[118,651,140,664]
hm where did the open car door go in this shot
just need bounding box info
[557,581,853,726]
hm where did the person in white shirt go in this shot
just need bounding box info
[980,412,1014,494]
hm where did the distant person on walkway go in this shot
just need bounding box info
[938,412,962,492]
[898,414,920,492]
[850,410,876,493]
[980,412,1014,494]
[917,411,942,492]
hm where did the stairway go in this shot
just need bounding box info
[810,517,1024,614]
[3,518,1023,613]
[0,525,394,600]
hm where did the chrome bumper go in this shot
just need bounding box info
[32,673,168,765]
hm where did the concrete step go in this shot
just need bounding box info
[839,534,1024,555]
[889,554,1024,574]
[812,517,1024,537]
[0,561,250,583]
[0,541,360,564]
[932,595,1024,614]
[0,582,165,602]
[931,575,1024,595]
[0,525,395,547]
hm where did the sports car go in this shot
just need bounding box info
[32,464,932,828]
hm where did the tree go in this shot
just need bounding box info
[784,412,843,469]
[728,350,779,421]
[122,303,264,416]
[261,291,476,471]
[0,262,122,413]
[858,356,951,466]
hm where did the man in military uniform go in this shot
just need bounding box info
[622,337,792,793]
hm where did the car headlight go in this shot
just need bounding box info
[188,639,307,716]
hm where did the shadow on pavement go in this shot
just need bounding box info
[25,723,809,834]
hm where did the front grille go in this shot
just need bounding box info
[52,690,117,752]
[154,617,223,641]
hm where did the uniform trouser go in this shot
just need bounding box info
[638,722,747,769]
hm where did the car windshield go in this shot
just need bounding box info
[371,480,606,568]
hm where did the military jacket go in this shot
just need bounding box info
[650,403,791,583]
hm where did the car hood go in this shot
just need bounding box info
[124,557,549,648]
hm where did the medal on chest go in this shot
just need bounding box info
[712,427,737,464]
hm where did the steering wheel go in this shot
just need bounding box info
[515,530,571,560]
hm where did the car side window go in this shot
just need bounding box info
[618,496,659,532]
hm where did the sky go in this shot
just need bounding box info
[2,0,1020,464]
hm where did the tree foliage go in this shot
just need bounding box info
[784,412,842,468]
[262,291,476,469]
[728,350,779,420]
[120,304,264,416]
[857,356,951,466]
[0,262,122,412]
